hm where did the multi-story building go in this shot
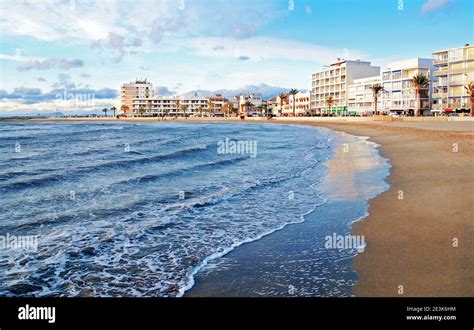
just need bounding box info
[120,79,154,116]
[432,44,474,114]
[208,94,226,115]
[379,58,434,116]
[311,59,380,115]
[238,93,263,115]
[347,76,382,116]
[282,91,310,116]
[131,95,209,117]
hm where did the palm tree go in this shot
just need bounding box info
[146,100,153,116]
[223,101,233,117]
[411,73,430,117]
[288,89,299,116]
[244,100,253,116]
[207,101,214,117]
[180,105,188,118]
[325,96,334,116]
[138,105,145,117]
[110,106,117,117]
[370,84,384,116]
[102,108,108,117]
[120,105,129,116]
[464,82,474,117]
[279,93,288,116]
[197,106,204,117]
[174,99,180,117]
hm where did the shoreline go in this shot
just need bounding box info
[5,118,473,296]
[186,127,390,297]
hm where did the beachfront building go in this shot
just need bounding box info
[266,96,280,116]
[379,58,434,116]
[432,44,474,114]
[207,94,226,115]
[310,59,380,115]
[131,94,209,117]
[347,76,382,116]
[282,91,310,116]
[238,93,263,116]
[120,79,154,116]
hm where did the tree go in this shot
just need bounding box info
[180,105,188,118]
[197,106,204,117]
[120,105,129,116]
[138,105,145,117]
[325,96,334,116]
[207,101,215,117]
[174,100,181,117]
[102,108,108,117]
[146,100,153,116]
[279,93,288,116]
[411,73,430,117]
[464,82,474,117]
[370,84,384,116]
[244,100,253,116]
[110,106,117,117]
[223,101,234,117]
[288,89,299,116]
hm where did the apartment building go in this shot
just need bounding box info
[379,58,434,115]
[120,80,154,116]
[131,95,209,117]
[208,94,226,114]
[311,59,380,115]
[238,93,263,115]
[282,91,310,116]
[347,76,382,116]
[432,44,474,113]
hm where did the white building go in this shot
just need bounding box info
[432,44,474,114]
[311,59,380,115]
[238,93,263,115]
[347,76,381,116]
[131,94,209,117]
[379,58,435,116]
[282,91,310,116]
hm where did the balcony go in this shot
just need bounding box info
[432,92,448,98]
[434,70,448,77]
[434,81,448,87]
[433,58,448,65]
[450,67,473,74]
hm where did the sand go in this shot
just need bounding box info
[298,121,474,297]
[12,117,474,296]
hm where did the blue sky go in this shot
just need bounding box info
[0,0,472,113]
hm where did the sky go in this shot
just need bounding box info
[0,0,473,114]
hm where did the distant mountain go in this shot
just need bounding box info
[0,111,65,118]
[178,84,307,100]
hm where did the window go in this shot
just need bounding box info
[392,81,402,90]
[392,71,401,80]
[382,72,391,80]
[449,49,463,61]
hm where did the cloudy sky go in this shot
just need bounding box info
[0,0,472,114]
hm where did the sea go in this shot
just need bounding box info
[0,121,390,297]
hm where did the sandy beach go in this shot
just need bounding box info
[11,117,474,296]
[298,120,474,297]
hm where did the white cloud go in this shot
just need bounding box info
[421,0,452,13]
[175,37,368,64]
